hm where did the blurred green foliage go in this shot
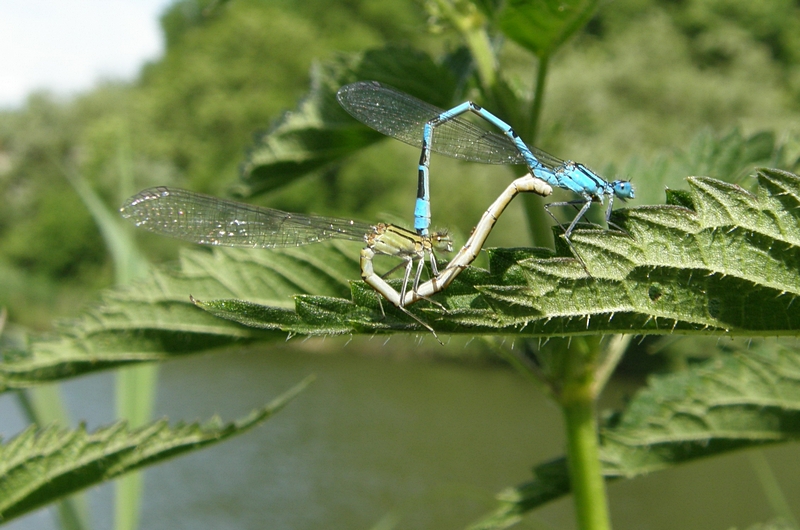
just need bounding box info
[1,0,800,329]
[2,191,106,278]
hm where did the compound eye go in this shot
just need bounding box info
[432,231,454,252]
[614,181,634,199]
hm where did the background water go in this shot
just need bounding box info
[2,337,798,529]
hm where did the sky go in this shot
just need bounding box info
[0,0,174,109]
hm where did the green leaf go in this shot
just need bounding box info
[0,243,359,391]
[0,375,312,524]
[238,47,459,196]
[174,169,800,337]
[8,169,800,388]
[498,0,599,58]
[673,129,778,184]
[468,342,800,529]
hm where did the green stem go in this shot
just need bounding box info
[554,339,611,530]
[463,26,496,90]
[434,0,496,91]
[528,55,550,146]
[562,398,611,530]
[522,55,551,246]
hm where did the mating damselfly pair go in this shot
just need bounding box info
[121,175,551,338]
[121,82,634,336]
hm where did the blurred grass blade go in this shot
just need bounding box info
[469,341,800,529]
[111,127,156,530]
[748,450,800,528]
[0,376,313,524]
[60,163,148,285]
[114,365,157,530]
[61,140,156,530]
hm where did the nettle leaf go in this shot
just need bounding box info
[0,243,359,391]
[674,129,779,183]
[238,47,458,196]
[498,0,599,58]
[6,169,800,387]
[469,342,800,529]
[194,168,800,337]
[0,376,312,523]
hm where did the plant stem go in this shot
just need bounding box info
[555,340,611,530]
[463,26,496,90]
[434,0,496,91]
[521,55,551,245]
[562,398,611,530]
[528,55,550,146]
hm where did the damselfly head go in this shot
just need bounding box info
[612,180,635,200]
[431,229,454,253]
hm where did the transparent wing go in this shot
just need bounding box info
[337,81,568,169]
[120,187,373,248]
